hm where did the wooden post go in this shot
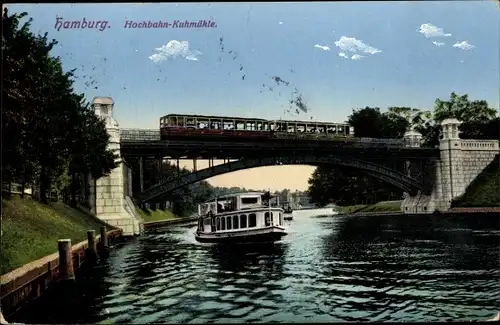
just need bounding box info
[88,230,97,253]
[100,226,108,248]
[86,230,99,264]
[58,239,75,281]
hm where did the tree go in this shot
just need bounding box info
[308,92,498,206]
[2,8,118,204]
[415,92,498,147]
[347,106,410,138]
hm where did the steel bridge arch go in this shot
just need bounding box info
[140,155,425,203]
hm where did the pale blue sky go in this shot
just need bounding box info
[8,2,500,130]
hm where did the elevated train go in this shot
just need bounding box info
[159,114,409,148]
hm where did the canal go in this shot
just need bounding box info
[13,210,499,323]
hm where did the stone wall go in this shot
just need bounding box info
[89,97,143,236]
[459,140,499,195]
[401,119,499,214]
[401,119,499,213]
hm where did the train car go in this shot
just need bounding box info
[159,114,355,142]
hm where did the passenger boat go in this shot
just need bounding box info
[283,206,293,221]
[195,192,287,244]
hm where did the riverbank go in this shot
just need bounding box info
[1,195,115,275]
[135,206,199,231]
[337,201,401,215]
[135,206,178,223]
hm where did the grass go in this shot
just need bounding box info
[135,206,178,223]
[337,201,402,214]
[1,195,110,275]
[452,154,500,208]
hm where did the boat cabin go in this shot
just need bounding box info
[197,192,284,234]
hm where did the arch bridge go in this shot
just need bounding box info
[139,155,429,203]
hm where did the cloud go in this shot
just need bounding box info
[148,40,202,63]
[453,41,475,50]
[334,36,381,58]
[417,23,451,38]
[351,54,363,60]
[278,21,283,25]
[432,41,445,47]
[314,44,330,51]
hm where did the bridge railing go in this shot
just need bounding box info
[120,129,160,142]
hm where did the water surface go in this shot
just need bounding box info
[13,210,500,323]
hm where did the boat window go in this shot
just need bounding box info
[226,217,232,230]
[221,217,226,230]
[233,215,239,229]
[216,217,220,230]
[249,213,257,227]
[270,212,274,224]
[279,213,283,225]
[241,197,258,204]
[240,215,247,228]
[265,212,271,227]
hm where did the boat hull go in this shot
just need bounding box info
[195,226,287,244]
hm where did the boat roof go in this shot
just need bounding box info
[203,191,278,203]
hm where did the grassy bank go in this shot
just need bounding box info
[135,206,178,223]
[452,154,499,208]
[338,201,402,214]
[1,195,110,275]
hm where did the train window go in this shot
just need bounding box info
[246,122,255,130]
[257,122,263,131]
[287,124,295,133]
[249,214,257,227]
[318,125,327,133]
[177,117,184,126]
[223,121,234,130]
[263,123,269,131]
[186,118,196,127]
[236,122,245,130]
[210,120,221,129]
[306,125,316,133]
[275,123,283,131]
[221,218,226,230]
[233,215,239,229]
[240,214,247,228]
[226,217,232,230]
[168,116,177,126]
[216,217,221,230]
[338,126,345,134]
[198,120,209,129]
[297,125,305,133]
[327,126,336,134]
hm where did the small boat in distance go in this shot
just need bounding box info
[283,206,293,221]
[195,192,287,244]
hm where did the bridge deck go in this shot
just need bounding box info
[120,139,440,159]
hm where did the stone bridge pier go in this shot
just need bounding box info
[82,97,143,236]
[401,118,499,213]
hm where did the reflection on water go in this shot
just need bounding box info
[13,212,499,323]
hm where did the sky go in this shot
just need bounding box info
[6,2,500,191]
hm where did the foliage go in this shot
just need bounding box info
[2,9,118,204]
[308,93,499,207]
[138,160,215,217]
[1,196,110,274]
